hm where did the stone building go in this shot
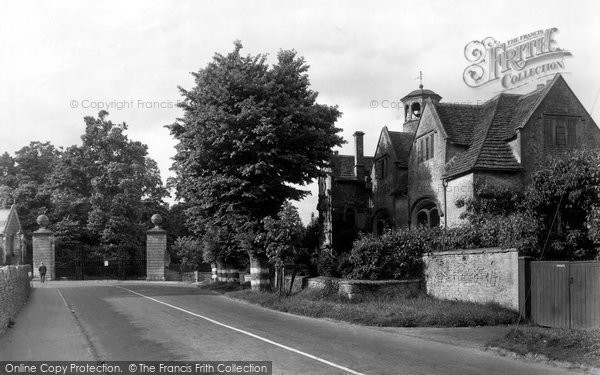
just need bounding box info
[0,204,24,265]
[318,74,600,252]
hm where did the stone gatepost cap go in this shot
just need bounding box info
[37,215,49,228]
[151,214,163,227]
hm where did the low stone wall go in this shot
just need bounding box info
[338,279,421,300]
[423,248,519,310]
[307,276,340,294]
[0,265,31,334]
[283,275,309,294]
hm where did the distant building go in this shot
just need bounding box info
[318,74,600,252]
[0,204,24,265]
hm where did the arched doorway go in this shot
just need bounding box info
[372,209,392,235]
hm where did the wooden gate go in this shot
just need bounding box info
[530,261,600,329]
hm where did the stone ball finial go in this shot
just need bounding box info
[37,215,49,228]
[151,214,163,228]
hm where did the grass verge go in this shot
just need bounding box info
[488,326,600,369]
[222,288,518,327]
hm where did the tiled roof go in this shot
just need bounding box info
[329,154,373,180]
[435,103,489,145]
[388,131,413,168]
[441,88,540,178]
[504,85,548,138]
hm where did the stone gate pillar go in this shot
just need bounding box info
[32,215,54,281]
[146,214,166,281]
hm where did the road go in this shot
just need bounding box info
[0,282,582,374]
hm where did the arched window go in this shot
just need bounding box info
[412,200,441,228]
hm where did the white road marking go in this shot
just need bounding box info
[57,289,72,311]
[117,286,365,375]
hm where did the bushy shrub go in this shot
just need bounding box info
[345,228,428,280]
[343,212,542,280]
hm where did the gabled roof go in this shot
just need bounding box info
[388,131,413,168]
[439,75,570,179]
[0,205,21,235]
[329,154,373,180]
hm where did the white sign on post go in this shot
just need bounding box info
[104,260,109,267]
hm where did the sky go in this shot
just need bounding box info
[1,0,599,224]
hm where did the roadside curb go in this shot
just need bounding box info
[485,346,600,374]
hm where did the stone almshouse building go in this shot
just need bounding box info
[318,74,600,252]
[0,204,24,265]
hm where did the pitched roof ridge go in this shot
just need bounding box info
[469,96,502,171]
[515,73,561,129]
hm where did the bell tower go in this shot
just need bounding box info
[400,72,441,133]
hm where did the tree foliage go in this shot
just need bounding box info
[0,112,168,258]
[167,41,344,262]
[263,202,305,267]
[455,149,600,260]
[524,149,600,259]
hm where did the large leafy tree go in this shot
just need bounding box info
[48,111,168,257]
[168,42,344,264]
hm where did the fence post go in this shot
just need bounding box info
[32,215,54,281]
[519,256,533,320]
[146,214,166,281]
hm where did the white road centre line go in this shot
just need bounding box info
[117,286,365,375]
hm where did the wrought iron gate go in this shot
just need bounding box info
[55,246,146,280]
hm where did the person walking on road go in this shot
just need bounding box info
[38,262,47,283]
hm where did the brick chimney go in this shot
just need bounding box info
[353,131,365,181]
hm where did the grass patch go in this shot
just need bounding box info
[489,326,600,368]
[227,288,518,327]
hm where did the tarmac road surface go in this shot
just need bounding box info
[0,282,584,374]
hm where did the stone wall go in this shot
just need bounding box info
[307,276,340,293]
[423,248,519,310]
[338,279,421,300]
[283,275,309,294]
[0,265,31,334]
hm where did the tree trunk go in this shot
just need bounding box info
[210,262,217,283]
[216,257,226,282]
[249,253,270,291]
